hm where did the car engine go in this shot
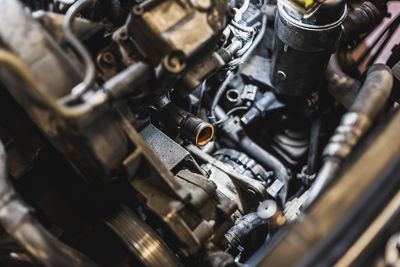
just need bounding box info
[0,0,400,266]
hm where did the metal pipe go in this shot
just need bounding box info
[306,64,393,207]
[240,15,267,64]
[210,71,234,124]
[0,141,97,267]
[0,49,105,118]
[103,62,151,99]
[62,0,96,101]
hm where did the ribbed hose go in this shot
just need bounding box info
[0,142,97,267]
[306,64,393,207]
[219,116,290,202]
[224,212,267,249]
[239,137,290,202]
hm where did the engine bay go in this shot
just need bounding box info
[0,0,399,266]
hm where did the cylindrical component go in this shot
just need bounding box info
[224,88,241,109]
[224,212,267,249]
[221,119,291,202]
[257,200,285,228]
[342,1,382,45]
[103,62,151,99]
[241,92,280,125]
[348,64,393,120]
[162,104,214,147]
[306,64,393,207]
[271,0,347,96]
[326,54,360,109]
[306,116,322,175]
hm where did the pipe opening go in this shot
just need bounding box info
[196,124,214,147]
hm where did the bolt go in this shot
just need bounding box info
[132,5,144,16]
[277,70,287,81]
[164,51,186,73]
[99,52,115,68]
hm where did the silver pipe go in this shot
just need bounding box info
[0,142,97,267]
[62,0,96,100]
[55,0,77,4]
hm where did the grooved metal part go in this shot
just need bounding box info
[106,206,182,267]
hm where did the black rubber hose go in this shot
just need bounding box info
[306,64,393,207]
[350,64,394,119]
[161,103,214,147]
[224,212,267,250]
[342,1,382,46]
[218,109,290,202]
[0,142,97,267]
[326,54,360,109]
[239,137,290,201]
[306,116,322,175]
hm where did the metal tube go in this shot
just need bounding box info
[0,49,105,118]
[103,62,151,99]
[210,71,234,124]
[62,0,96,100]
[0,142,97,267]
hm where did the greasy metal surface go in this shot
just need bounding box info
[106,206,182,267]
[140,124,190,170]
[187,144,267,199]
[126,0,227,65]
[0,0,81,98]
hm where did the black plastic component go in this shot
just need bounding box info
[214,148,273,182]
[241,92,284,125]
[342,1,382,47]
[160,103,214,147]
[271,0,346,96]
